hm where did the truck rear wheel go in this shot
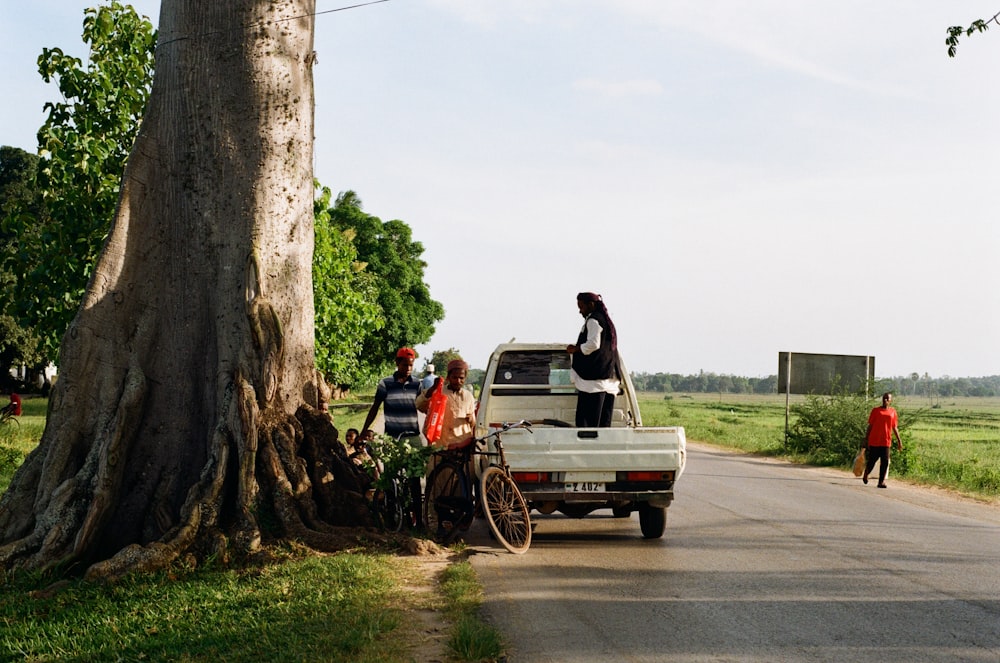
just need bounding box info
[638,503,666,539]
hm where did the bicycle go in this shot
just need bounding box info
[366,431,431,533]
[370,473,407,533]
[424,420,533,554]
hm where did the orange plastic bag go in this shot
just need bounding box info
[424,381,447,443]
[852,448,866,477]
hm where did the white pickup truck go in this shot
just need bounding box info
[475,343,686,538]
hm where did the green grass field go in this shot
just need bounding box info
[0,395,47,492]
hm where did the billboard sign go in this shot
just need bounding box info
[778,352,874,396]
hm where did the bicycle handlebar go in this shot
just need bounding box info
[425,420,534,458]
[474,419,533,444]
[502,419,533,432]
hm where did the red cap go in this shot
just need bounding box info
[396,347,416,359]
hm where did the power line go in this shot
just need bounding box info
[316,0,390,19]
[157,0,391,49]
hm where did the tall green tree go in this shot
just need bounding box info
[326,190,444,374]
[5,2,156,360]
[0,147,42,221]
[313,184,384,387]
[427,348,463,372]
[0,315,43,388]
[0,147,45,379]
[0,146,43,297]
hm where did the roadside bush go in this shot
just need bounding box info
[786,392,869,465]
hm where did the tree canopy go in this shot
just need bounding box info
[3,2,156,361]
[0,147,42,221]
[324,190,445,375]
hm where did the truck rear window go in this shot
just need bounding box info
[493,351,573,392]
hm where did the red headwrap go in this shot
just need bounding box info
[446,359,469,373]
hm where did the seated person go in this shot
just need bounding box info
[344,427,380,480]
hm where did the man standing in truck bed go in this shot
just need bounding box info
[566,292,620,427]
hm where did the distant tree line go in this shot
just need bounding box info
[891,374,1000,399]
[630,371,1000,398]
[631,371,779,395]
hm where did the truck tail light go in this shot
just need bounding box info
[512,472,550,483]
[618,471,675,482]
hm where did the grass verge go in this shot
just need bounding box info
[1,547,426,662]
[440,558,504,661]
[0,396,46,494]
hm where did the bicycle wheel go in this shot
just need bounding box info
[373,480,405,533]
[423,461,467,538]
[479,465,531,554]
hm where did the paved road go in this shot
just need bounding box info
[467,443,1000,662]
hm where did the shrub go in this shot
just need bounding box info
[786,391,870,465]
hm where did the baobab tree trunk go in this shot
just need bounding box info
[0,0,369,581]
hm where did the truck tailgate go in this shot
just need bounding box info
[494,426,686,475]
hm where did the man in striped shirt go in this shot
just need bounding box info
[362,347,423,525]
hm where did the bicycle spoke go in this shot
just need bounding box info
[480,466,531,554]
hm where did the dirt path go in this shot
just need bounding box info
[395,541,459,662]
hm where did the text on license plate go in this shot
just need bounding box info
[564,482,605,492]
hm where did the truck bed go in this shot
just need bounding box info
[495,425,686,474]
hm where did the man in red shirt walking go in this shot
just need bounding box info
[862,392,903,488]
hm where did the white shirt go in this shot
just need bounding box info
[570,317,620,395]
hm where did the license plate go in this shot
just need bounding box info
[564,482,605,492]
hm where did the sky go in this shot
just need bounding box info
[2,1,999,378]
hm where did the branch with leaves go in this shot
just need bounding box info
[367,434,434,492]
[946,12,1000,57]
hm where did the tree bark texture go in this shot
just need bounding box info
[0,0,372,581]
